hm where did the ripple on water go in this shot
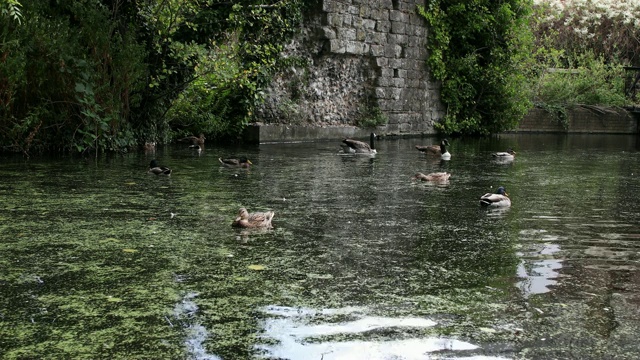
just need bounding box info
[516,243,563,298]
[256,306,508,360]
[174,292,222,360]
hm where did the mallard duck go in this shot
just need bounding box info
[179,133,206,146]
[416,139,450,159]
[412,172,451,183]
[341,132,377,154]
[492,149,516,160]
[148,159,172,175]
[219,156,252,168]
[480,186,511,207]
[231,207,275,229]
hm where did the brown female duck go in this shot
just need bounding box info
[231,207,275,229]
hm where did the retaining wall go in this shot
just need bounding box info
[255,0,445,136]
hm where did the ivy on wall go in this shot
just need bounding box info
[418,0,534,135]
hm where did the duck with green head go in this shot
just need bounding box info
[480,186,511,207]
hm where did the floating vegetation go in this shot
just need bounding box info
[1,136,640,359]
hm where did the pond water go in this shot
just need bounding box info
[1,133,640,359]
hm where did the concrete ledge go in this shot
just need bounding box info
[245,124,377,144]
[243,124,436,144]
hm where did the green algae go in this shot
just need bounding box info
[1,136,640,359]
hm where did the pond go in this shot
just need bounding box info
[1,133,640,359]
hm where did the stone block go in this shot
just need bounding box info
[346,41,366,55]
[384,44,403,58]
[372,32,387,44]
[410,13,425,25]
[391,21,406,35]
[348,5,359,14]
[363,19,377,30]
[389,58,403,69]
[357,29,366,41]
[408,35,423,47]
[329,39,346,53]
[376,20,391,32]
[340,28,357,41]
[375,87,387,99]
[407,79,420,88]
[319,27,337,40]
[371,9,389,21]
[376,76,392,87]
[327,14,344,27]
[370,44,385,56]
[378,99,393,111]
[381,68,394,77]
[322,0,336,12]
[343,14,352,26]
[389,10,407,22]
[359,6,371,18]
[397,69,407,78]
[393,78,405,87]
[376,57,389,67]
[410,47,427,60]
[390,88,402,100]
[380,0,394,10]
[390,34,408,45]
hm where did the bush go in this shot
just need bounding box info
[419,0,534,136]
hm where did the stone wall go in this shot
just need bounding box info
[255,0,445,136]
[515,107,638,134]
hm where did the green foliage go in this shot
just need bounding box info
[535,102,569,130]
[0,0,305,153]
[0,0,146,154]
[532,52,627,108]
[1,0,22,25]
[529,4,630,111]
[166,1,305,141]
[356,106,388,129]
[166,35,252,139]
[418,0,534,136]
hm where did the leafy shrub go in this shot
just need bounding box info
[419,0,534,135]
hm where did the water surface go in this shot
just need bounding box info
[1,134,639,359]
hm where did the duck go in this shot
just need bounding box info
[179,133,206,146]
[416,139,451,159]
[492,149,516,161]
[219,156,252,168]
[143,142,156,153]
[412,172,451,183]
[231,207,275,229]
[480,186,511,207]
[341,132,377,154]
[189,144,203,155]
[148,159,172,175]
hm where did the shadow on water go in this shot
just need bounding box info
[1,134,640,359]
